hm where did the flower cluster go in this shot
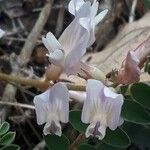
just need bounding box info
[33,0,124,140]
[42,0,108,75]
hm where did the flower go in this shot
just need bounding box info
[42,2,92,75]
[117,51,141,85]
[81,79,124,140]
[68,0,108,46]
[0,29,5,38]
[33,82,69,136]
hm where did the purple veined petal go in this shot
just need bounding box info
[59,3,91,55]
[94,9,108,26]
[69,90,86,103]
[42,32,61,53]
[0,29,5,38]
[68,0,85,16]
[50,82,69,123]
[46,49,65,66]
[81,79,104,123]
[43,120,62,136]
[33,90,50,125]
[103,87,124,130]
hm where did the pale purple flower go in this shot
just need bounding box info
[81,79,124,140]
[68,0,108,46]
[42,2,92,75]
[117,51,141,85]
[33,83,69,136]
[0,29,5,38]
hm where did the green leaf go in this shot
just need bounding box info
[1,144,20,150]
[148,63,150,75]
[0,122,10,136]
[122,122,150,148]
[0,132,16,146]
[97,142,126,150]
[77,144,96,150]
[45,134,69,150]
[121,100,150,124]
[69,110,88,133]
[102,128,130,148]
[143,0,150,9]
[130,82,150,109]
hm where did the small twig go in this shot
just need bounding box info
[0,101,35,109]
[129,0,137,23]
[0,72,50,89]
[55,4,65,37]
[0,72,86,91]
[69,133,85,150]
[19,0,54,66]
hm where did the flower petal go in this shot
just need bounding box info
[33,90,50,125]
[46,49,64,66]
[50,83,69,123]
[91,0,99,18]
[42,32,61,53]
[94,9,108,26]
[0,29,5,38]
[97,124,106,140]
[117,51,140,84]
[85,122,96,138]
[59,2,91,55]
[85,122,106,140]
[43,120,62,136]
[68,0,85,16]
[81,79,104,123]
[103,87,124,130]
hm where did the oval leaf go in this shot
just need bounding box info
[1,144,20,150]
[130,82,150,109]
[121,100,150,124]
[122,122,150,148]
[45,134,69,150]
[0,132,16,145]
[102,128,130,148]
[97,142,126,150]
[77,144,96,150]
[0,122,10,136]
[69,110,88,133]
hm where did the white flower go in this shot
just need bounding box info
[68,0,108,46]
[33,83,69,136]
[0,29,5,38]
[42,2,92,75]
[81,79,124,140]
